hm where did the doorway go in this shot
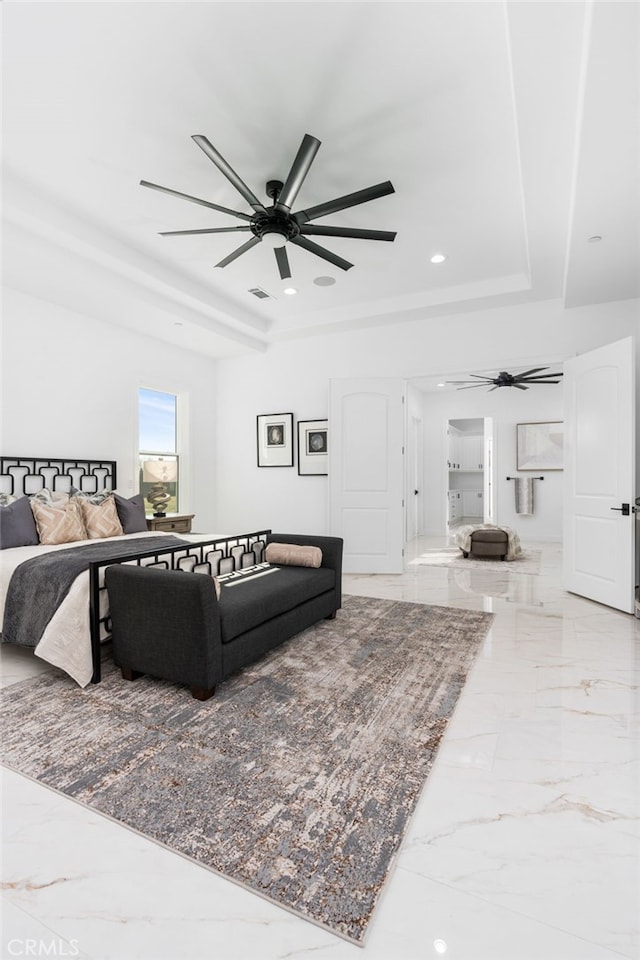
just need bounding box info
[446,417,494,530]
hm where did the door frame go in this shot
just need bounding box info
[406,414,424,542]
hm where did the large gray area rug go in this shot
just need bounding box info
[1,596,493,943]
[411,547,541,574]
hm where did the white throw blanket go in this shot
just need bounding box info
[454,524,523,561]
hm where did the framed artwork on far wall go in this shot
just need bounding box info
[256,413,294,467]
[517,421,564,471]
[297,419,328,475]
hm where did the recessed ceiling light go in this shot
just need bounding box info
[587,235,602,243]
[437,382,445,387]
[283,287,297,296]
[314,275,336,286]
[430,253,447,264]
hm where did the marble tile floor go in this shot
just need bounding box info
[1,535,638,960]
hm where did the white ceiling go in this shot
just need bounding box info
[3,1,639,359]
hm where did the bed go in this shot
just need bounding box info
[0,456,269,686]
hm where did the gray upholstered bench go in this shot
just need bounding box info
[460,527,509,560]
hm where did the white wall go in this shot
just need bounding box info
[213,297,639,535]
[1,287,219,531]
[2,285,637,541]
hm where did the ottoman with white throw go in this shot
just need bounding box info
[455,523,523,561]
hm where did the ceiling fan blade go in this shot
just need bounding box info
[192,135,267,215]
[140,180,253,221]
[290,235,353,271]
[214,236,261,268]
[159,226,252,236]
[300,224,397,242]
[455,384,488,390]
[294,180,395,224]
[274,245,292,280]
[514,367,549,378]
[274,134,321,214]
[468,374,496,381]
[520,380,561,385]
[518,373,563,381]
[513,384,529,390]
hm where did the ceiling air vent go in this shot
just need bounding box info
[248,287,272,300]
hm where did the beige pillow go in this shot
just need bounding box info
[30,497,87,545]
[264,542,322,568]
[76,495,123,540]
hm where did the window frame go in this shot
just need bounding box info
[137,386,183,516]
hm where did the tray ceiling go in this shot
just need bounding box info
[3,1,638,357]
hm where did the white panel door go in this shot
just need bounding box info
[329,378,405,573]
[563,337,636,613]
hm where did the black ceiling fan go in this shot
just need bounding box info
[447,367,563,391]
[140,133,396,281]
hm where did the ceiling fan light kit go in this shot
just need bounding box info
[447,367,564,391]
[141,133,397,282]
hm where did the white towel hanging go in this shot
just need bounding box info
[515,477,534,515]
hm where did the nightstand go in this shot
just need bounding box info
[146,513,195,533]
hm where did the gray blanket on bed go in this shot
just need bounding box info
[2,536,189,648]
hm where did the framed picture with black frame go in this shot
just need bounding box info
[297,419,328,475]
[256,412,294,467]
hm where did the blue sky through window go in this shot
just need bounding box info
[139,388,176,452]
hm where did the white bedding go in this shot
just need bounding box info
[0,531,222,687]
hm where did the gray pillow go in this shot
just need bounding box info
[114,493,148,534]
[0,496,40,549]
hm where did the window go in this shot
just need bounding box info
[138,388,179,515]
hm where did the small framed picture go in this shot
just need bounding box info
[298,419,328,475]
[256,413,294,467]
[516,421,564,470]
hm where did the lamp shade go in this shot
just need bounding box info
[142,459,177,483]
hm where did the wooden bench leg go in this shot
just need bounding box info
[191,685,216,701]
[121,668,143,681]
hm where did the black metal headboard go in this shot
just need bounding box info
[0,457,117,497]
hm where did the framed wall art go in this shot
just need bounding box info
[297,419,328,476]
[256,412,294,467]
[516,421,564,471]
